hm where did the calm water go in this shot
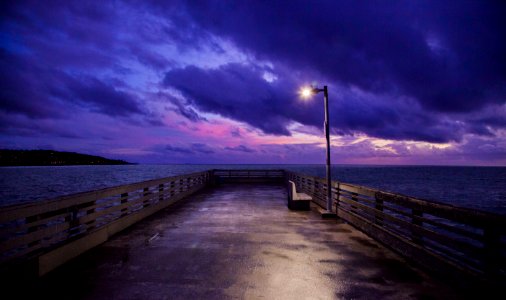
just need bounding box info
[0,164,505,214]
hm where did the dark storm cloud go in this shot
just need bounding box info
[164,63,467,143]
[164,64,297,135]
[0,50,66,119]
[62,76,143,117]
[157,0,506,143]
[0,50,142,119]
[1,2,148,122]
[168,0,506,113]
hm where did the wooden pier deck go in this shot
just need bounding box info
[2,169,505,299]
[17,184,461,299]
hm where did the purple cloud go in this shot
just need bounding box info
[164,64,296,135]
[225,145,256,153]
[165,143,214,155]
[230,128,241,138]
[0,58,142,120]
[0,1,505,165]
[62,76,143,117]
[167,1,506,113]
[166,96,207,122]
[164,63,468,143]
[157,0,506,144]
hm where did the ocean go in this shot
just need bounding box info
[0,164,505,215]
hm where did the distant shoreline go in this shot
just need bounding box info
[0,149,134,167]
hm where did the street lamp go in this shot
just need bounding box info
[300,85,336,218]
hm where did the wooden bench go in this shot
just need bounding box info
[287,180,311,210]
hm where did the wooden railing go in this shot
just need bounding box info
[212,169,284,182]
[286,171,506,281]
[3,168,503,282]
[0,171,211,276]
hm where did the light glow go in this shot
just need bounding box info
[300,87,313,99]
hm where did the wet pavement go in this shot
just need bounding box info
[23,184,463,299]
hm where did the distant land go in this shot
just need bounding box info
[0,150,133,166]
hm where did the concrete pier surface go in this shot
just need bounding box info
[19,184,466,299]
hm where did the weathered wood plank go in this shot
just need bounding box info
[0,211,68,238]
[376,191,506,228]
[337,198,483,259]
[339,183,376,198]
[336,205,479,279]
[0,222,70,253]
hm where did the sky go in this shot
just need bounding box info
[1,1,505,165]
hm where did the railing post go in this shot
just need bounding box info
[159,184,164,202]
[121,192,128,217]
[483,225,501,276]
[143,187,150,208]
[351,192,358,213]
[335,182,340,215]
[85,201,96,232]
[411,208,423,245]
[67,206,79,237]
[374,192,384,226]
[312,180,319,202]
[209,170,216,186]
[26,214,41,247]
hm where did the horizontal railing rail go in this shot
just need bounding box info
[212,169,284,178]
[212,169,285,183]
[285,171,506,281]
[0,171,212,275]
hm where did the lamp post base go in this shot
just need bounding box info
[321,210,337,219]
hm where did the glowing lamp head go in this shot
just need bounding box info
[300,87,314,99]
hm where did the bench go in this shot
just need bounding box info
[287,180,312,210]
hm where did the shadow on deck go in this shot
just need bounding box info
[13,183,468,299]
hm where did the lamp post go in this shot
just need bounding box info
[300,85,336,218]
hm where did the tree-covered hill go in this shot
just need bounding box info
[0,150,133,166]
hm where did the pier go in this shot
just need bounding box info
[1,170,505,298]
